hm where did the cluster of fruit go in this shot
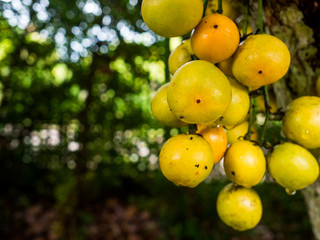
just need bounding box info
[142,0,320,231]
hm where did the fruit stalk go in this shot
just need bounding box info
[259,85,270,143]
[257,0,263,33]
[203,0,208,17]
[217,0,223,14]
[245,88,255,140]
[242,0,249,36]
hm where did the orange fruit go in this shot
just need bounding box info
[232,34,290,90]
[197,125,228,163]
[191,13,240,64]
[167,60,232,124]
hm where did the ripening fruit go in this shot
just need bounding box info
[191,13,240,64]
[224,140,266,188]
[215,76,250,129]
[282,96,320,149]
[217,183,263,231]
[205,0,237,20]
[232,34,290,90]
[197,125,228,163]
[168,40,192,75]
[167,60,232,124]
[159,134,214,188]
[268,142,319,192]
[226,121,259,144]
[141,0,203,38]
[217,57,233,76]
[256,90,278,114]
[151,83,188,128]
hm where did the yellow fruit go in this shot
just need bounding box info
[141,0,203,38]
[239,25,253,37]
[151,83,188,128]
[205,0,237,20]
[224,140,266,187]
[217,57,233,76]
[217,183,263,231]
[268,142,319,192]
[197,125,228,163]
[282,96,320,149]
[191,13,240,64]
[215,76,250,129]
[159,134,214,188]
[226,121,258,144]
[256,91,278,114]
[232,34,291,90]
[168,42,192,75]
[167,60,232,124]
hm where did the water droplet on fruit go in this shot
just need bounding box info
[285,188,296,196]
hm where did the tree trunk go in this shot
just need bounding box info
[262,1,320,239]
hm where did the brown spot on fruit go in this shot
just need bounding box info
[214,24,218,29]
[195,164,199,168]
[180,116,184,119]
[258,70,263,74]
[190,137,193,140]
[231,171,235,175]
[196,99,201,104]
[205,166,208,169]
[195,171,199,175]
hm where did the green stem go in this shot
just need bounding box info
[217,0,223,14]
[259,85,270,143]
[203,0,209,17]
[257,0,263,33]
[245,88,255,140]
[242,0,249,36]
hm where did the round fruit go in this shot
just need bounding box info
[232,34,290,90]
[224,140,266,188]
[191,13,240,64]
[167,60,232,124]
[215,76,250,129]
[226,121,258,144]
[159,134,214,188]
[197,125,227,163]
[217,183,263,231]
[141,0,203,38]
[256,91,278,114]
[217,57,233,76]
[282,96,320,149]
[168,41,192,75]
[151,83,188,128]
[205,0,237,20]
[268,142,319,192]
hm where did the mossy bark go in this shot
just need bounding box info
[262,1,320,239]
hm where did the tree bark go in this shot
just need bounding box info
[262,1,320,239]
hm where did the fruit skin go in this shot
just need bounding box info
[205,0,237,20]
[159,134,214,188]
[151,83,188,128]
[282,96,320,149]
[226,121,258,144]
[191,13,240,64]
[141,0,203,38]
[215,76,250,129]
[197,125,227,163]
[168,40,192,75]
[217,183,263,231]
[224,140,266,188]
[167,60,232,124]
[268,142,319,191]
[217,57,233,76]
[232,34,290,90]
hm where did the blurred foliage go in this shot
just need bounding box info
[0,0,316,239]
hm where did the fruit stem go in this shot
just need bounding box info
[242,0,249,36]
[257,0,263,33]
[203,0,208,17]
[217,0,223,14]
[188,124,198,135]
[245,87,255,140]
[259,85,270,143]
